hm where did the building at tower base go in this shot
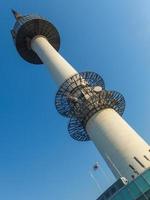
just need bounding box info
[97,168,150,200]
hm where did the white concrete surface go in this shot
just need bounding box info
[31,35,77,86]
[86,108,150,181]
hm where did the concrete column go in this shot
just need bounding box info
[31,35,150,182]
[86,108,150,181]
[31,35,77,86]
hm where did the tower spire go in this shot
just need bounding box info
[11,9,22,20]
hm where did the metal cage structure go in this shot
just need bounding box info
[55,72,125,141]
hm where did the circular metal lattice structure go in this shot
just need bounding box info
[79,72,105,88]
[55,72,105,118]
[68,90,125,141]
[55,71,125,141]
[97,90,125,116]
[68,118,90,141]
[11,15,60,64]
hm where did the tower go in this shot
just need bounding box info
[11,10,150,185]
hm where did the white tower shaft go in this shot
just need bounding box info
[86,108,150,181]
[31,34,150,182]
[31,36,77,86]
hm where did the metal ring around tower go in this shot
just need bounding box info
[97,90,125,116]
[55,72,105,118]
[68,118,90,141]
[68,90,125,142]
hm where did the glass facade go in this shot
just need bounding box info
[111,168,150,200]
[97,178,127,200]
[97,168,150,200]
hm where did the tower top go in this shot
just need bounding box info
[11,9,22,20]
[11,11,60,64]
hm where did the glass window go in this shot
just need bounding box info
[105,191,110,198]
[128,182,142,198]
[110,187,117,194]
[121,188,133,200]
[136,176,150,193]
[143,170,150,185]
[112,194,122,200]
[145,189,150,198]
[111,188,132,200]
[111,170,150,200]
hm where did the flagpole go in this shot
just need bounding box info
[98,165,112,184]
[105,154,122,177]
[89,170,103,193]
[92,161,112,186]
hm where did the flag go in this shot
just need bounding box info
[93,162,99,171]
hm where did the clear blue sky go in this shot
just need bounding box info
[1,0,150,199]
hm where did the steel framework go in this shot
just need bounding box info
[55,72,125,141]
